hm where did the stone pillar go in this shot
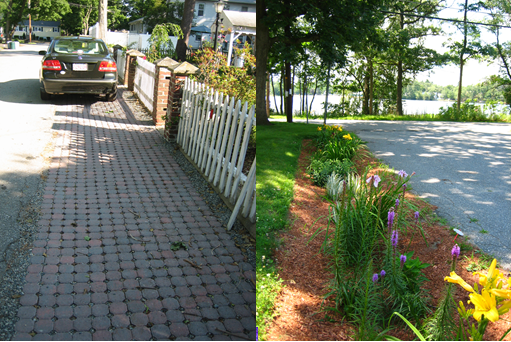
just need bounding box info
[164,62,199,142]
[123,50,145,89]
[152,57,179,127]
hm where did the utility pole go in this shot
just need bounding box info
[28,0,31,43]
[98,0,107,40]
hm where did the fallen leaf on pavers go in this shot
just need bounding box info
[84,236,91,241]
[11,294,21,299]
[170,241,188,251]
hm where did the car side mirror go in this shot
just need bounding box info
[39,50,46,55]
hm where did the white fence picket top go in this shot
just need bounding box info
[134,57,155,114]
[116,50,126,79]
[177,78,256,229]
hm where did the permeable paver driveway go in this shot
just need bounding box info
[13,95,256,341]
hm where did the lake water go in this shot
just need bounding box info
[269,94,469,115]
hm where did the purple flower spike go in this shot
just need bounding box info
[452,244,461,259]
[398,170,408,178]
[373,175,381,187]
[395,198,400,208]
[372,273,379,283]
[388,210,395,230]
[391,230,399,247]
[380,270,386,278]
[400,254,407,267]
[414,211,420,224]
[403,183,407,191]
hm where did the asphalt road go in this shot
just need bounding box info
[289,118,511,270]
[0,42,55,278]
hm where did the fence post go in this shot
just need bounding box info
[124,50,145,90]
[152,57,179,127]
[164,61,199,142]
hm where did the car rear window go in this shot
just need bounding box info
[53,40,107,55]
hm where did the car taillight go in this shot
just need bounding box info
[99,61,117,72]
[43,60,62,71]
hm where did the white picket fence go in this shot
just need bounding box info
[133,57,155,113]
[116,50,126,81]
[177,78,256,229]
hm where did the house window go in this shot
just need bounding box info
[241,6,248,12]
[198,3,204,16]
[195,34,201,42]
[53,27,60,32]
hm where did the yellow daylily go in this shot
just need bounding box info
[445,271,475,293]
[490,288,511,300]
[474,259,505,290]
[469,289,500,322]
[317,127,322,131]
[343,134,352,141]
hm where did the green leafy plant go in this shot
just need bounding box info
[170,241,188,251]
[190,42,255,105]
[146,23,183,63]
[307,158,354,187]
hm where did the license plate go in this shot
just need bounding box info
[73,63,88,71]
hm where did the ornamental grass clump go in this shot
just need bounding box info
[313,168,431,336]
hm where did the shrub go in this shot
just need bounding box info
[307,158,354,187]
[190,42,255,105]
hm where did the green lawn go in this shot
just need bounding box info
[256,122,319,339]
[270,113,511,122]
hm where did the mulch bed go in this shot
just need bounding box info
[266,140,511,341]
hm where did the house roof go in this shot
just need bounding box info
[224,0,256,4]
[222,10,255,28]
[128,17,145,25]
[19,20,60,27]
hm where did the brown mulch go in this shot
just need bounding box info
[266,140,511,341]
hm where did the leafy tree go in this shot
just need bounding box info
[381,0,445,115]
[483,0,511,105]
[0,0,70,40]
[257,0,386,125]
[444,0,493,109]
[146,23,183,62]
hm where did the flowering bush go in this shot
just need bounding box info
[190,42,255,105]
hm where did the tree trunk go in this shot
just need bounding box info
[369,58,374,115]
[457,0,469,110]
[397,60,404,116]
[396,10,405,116]
[284,60,293,123]
[255,0,271,125]
[362,72,370,115]
[266,72,270,117]
[176,0,196,61]
[323,63,331,124]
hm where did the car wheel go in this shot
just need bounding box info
[106,92,117,102]
[40,88,50,101]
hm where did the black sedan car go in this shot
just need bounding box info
[39,36,117,101]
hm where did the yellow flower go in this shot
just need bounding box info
[317,127,322,131]
[343,134,352,141]
[490,288,511,300]
[445,272,475,293]
[470,289,500,322]
[338,126,343,132]
[474,259,505,290]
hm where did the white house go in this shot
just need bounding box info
[211,10,255,65]
[13,20,61,41]
[126,0,256,50]
[128,17,148,34]
[190,0,255,49]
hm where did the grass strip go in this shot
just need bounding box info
[256,122,318,340]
